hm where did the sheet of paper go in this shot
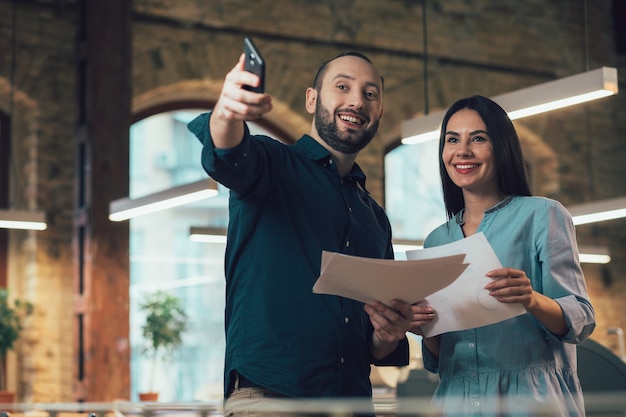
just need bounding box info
[406,232,526,337]
[313,252,469,306]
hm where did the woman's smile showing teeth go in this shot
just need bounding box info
[455,163,479,172]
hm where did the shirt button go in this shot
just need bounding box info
[345,241,350,247]
[348,207,352,212]
[329,159,333,164]
[471,372,477,377]
[243,153,247,157]
[474,401,480,407]
[469,343,475,348]
[344,317,349,324]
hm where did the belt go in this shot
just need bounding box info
[236,372,260,388]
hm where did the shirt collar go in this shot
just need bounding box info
[293,135,368,190]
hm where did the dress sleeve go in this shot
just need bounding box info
[421,339,439,373]
[537,200,596,344]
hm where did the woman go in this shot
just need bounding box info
[410,95,596,416]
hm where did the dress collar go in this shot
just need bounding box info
[454,195,515,225]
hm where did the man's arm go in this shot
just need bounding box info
[210,54,272,149]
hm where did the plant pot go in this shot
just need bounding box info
[0,390,15,411]
[138,392,159,402]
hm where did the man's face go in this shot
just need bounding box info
[311,56,384,154]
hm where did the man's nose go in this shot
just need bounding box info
[347,91,365,108]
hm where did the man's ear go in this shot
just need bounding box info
[305,87,317,114]
[379,107,384,120]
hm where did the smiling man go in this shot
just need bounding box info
[188,51,415,416]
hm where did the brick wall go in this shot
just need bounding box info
[0,1,76,402]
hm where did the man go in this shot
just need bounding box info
[188,50,412,415]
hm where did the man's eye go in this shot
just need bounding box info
[365,91,378,99]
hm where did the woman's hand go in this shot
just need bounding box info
[408,300,436,337]
[485,267,567,336]
[485,267,534,309]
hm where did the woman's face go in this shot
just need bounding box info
[442,108,499,195]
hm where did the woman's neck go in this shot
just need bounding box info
[461,191,507,232]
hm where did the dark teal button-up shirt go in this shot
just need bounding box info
[188,113,408,399]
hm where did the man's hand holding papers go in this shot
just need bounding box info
[313,233,526,337]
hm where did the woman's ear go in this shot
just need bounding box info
[305,87,317,115]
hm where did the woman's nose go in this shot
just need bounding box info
[456,141,471,156]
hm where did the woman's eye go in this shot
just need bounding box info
[445,137,458,143]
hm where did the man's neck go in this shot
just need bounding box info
[310,134,357,178]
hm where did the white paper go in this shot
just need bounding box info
[313,252,469,306]
[406,232,526,337]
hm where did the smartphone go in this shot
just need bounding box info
[243,37,265,93]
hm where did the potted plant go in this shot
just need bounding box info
[0,288,33,404]
[138,290,187,401]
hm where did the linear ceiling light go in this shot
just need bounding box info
[568,196,626,226]
[109,179,219,222]
[578,245,611,264]
[0,209,47,230]
[188,226,227,243]
[391,239,608,264]
[401,67,618,145]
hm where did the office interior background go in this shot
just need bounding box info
[0,0,625,405]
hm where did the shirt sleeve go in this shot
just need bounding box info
[537,200,596,344]
[187,111,273,197]
[371,336,410,367]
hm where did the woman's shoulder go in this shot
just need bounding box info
[511,195,567,210]
[424,220,457,247]
[509,196,572,222]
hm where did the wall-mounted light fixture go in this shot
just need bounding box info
[0,209,47,230]
[401,67,619,145]
[188,226,227,243]
[109,178,219,222]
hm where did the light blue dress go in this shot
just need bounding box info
[422,195,596,416]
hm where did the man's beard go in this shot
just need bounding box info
[315,99,380,154]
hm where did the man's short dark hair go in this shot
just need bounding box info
[312,51,384,90]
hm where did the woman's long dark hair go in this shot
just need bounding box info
[438,95,532,220]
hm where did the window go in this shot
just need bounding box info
[129,110,279,401]
[385,141,446,250]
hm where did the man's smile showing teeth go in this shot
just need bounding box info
[339,114,364,125]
